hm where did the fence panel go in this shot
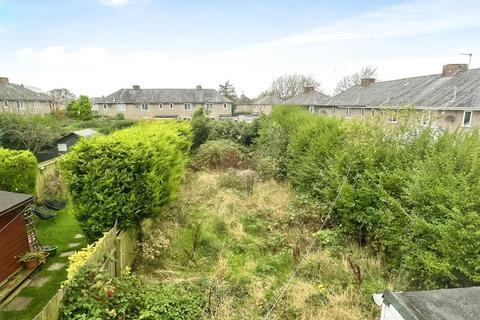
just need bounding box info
[36,157,62,199]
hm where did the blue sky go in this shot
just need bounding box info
[0,0,479,96]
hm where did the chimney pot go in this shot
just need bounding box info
[442,64,468,77]
[0,77,9,85]
[196,85,202,90]
[133,85,140,91]
[303,86,314,94]
[361,78,376,86]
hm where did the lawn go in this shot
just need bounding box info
[0,206,86,320]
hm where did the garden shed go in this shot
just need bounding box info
[0,191,34,284]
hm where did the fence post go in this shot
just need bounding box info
[115,234,122,277]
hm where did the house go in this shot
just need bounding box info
[35,129,99,162]
[325,64,480,129]
[236,95,284,115]
[286,86,331,113]
[0,77,58,115]
[0,191,35,284]
[375,287,480,320]
[93,85,233,120]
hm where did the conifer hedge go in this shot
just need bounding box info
[0,148,37,194]
[62,121,191,241]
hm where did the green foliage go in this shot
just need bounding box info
[66,95,93,120]
[209,119,259,146]
[192,139,247,171]
[260,107,480,288]
[191,108,211,150]
[0,114,62,152]
[218,80,237,102]
[62,121,191,241]
[0,148,37,193]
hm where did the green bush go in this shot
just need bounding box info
[209,119,259,146]
[0,148,37,194]
[191,108,211,150]
[62,121,191,241]
[192,139,247,171]
[66,95,93,120]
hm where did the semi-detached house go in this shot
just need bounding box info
[93,85,233,120]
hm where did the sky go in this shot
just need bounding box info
[0,0,479,97]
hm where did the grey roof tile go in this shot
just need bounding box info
[0,83,53,101]
[286,90,331,106]
[253,95,284,105]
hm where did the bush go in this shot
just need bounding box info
[209,119,259,146]
[0,148,37,193]
[66,95,93,120]
[192,139,247,171]
[62,121,191,241]
[191,108,211,150]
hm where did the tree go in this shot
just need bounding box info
[66,95,93,120]
[191,108,211,150]
[47,88,77,103]
[263,74,321,100]
[333,66,378,95]
[219,81,237,102]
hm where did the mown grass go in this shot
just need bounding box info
[0,207,86,320]
[137,171,408,319]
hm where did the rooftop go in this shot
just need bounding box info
[0,80,53,102]
[0,191,33,215]
[286,89,330,106]
[253,95,284,105]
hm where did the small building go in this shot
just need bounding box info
[0,77,58,115]
[326,64,480,129]
[376,287,480,320]
[0,191,35,284]
[286,86,331,113]
[35,129,99,162]
[93,85,233,120]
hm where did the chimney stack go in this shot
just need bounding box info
[442,64,468,77]
[303,86,314,94]
[0,77,9,85]
[361,78,376,86]
[132,85,140,91]
[196,85,202,90]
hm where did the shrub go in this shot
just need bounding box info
[140,228,171,263]
[209,119,259,146]
[191,108,211,150]
[0,148,37,193]
[192,139,247,171]
[62,121,191,241]
[66,95,93,120]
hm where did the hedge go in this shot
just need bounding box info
[62,121,191,241]
[0,148,37,194]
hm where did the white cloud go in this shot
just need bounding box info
[100,0,130,7]
[6,0,480,97]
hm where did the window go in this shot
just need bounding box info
[421,112,431,127]
[16,101,25,109]
[223,103,228,109]
[4,100,9,107]
[159,103,163,109]
[141,103,149,111]
[33,101,40,108]
[170,103,174,109]
[345,108,351,118]
[103,104,107,110]
[462,111,472,127]
[117,103,126,112]
[205,103,213,110]
[184,103,192,111]
[92,104,99,111]
[361,108,365,116]
[387,110,398,123]
[308,106,315,113]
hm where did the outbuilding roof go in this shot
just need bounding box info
[0,191,33,215]
[286,90,331,106]
[253,95,284,105]
[0,83,53,102]
[383,287,480,320]
[73,128,98,138]
[326,68,480,109]
[99,88,232,104]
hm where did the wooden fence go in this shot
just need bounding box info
[33,225,137,320]
[36,157,62,200]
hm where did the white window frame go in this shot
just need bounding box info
[421,111,431,127]
[141,103,149,111]
[309,106,315,113]
[17,101,25,109]
[387,110,398,124]
[170,103,174,109]
[33,100,40,108]
[223,103,228,109]
[361,108,365,116]
[159,103,163,109]
[4,100,9,107]
[117,103,126,112]
[184,103,192,111]
[103,104,108,110]
[205,103,213,110]
[462,111,472,127]
[345,108,351,118]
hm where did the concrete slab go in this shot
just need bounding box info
[47,263,66,271]
[29,276,50,288]
[74,234,84,239]
[3,296,33,311]
[68,242,80,248]
[59,251,74,257]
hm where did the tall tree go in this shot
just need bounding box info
[263,74,321,100]
[47,88,77,103]
[218,81,237,102]
[333,66,378,95]
[66,95,93,120]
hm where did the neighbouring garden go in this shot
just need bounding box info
[53,106,480,319]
